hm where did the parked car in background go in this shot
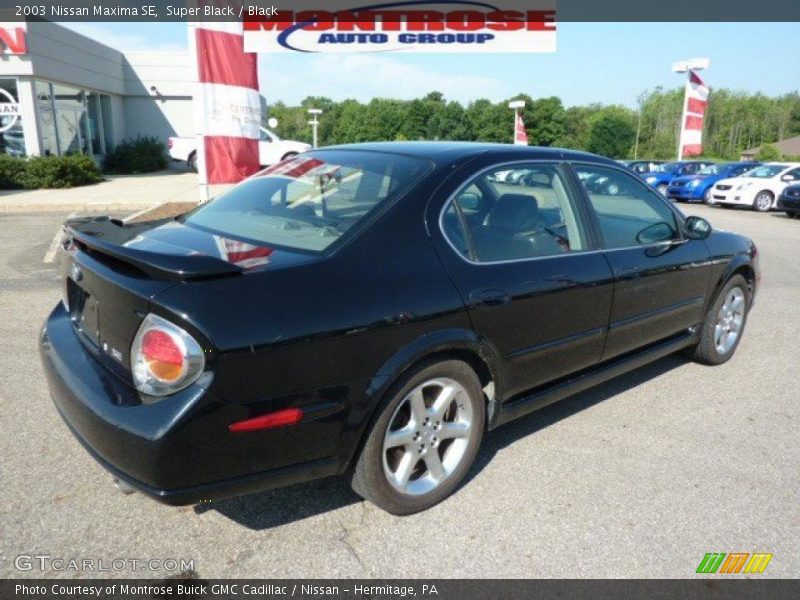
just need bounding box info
[709,162,800,211]
[667,162,760,204]
[777,183,800,218]
[41,143,759,515]
[643,161,716,196]
[168,127,311,172]
[619,160,666,175]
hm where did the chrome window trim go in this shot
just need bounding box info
[437,159,683,267]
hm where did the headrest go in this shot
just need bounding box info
[486,194,541,231]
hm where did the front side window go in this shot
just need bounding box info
[442,163,587,263]
[574,164,680,249]
[182,151,431,253]
[747,165,787,178]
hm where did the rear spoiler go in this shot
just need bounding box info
[66,217,243,281]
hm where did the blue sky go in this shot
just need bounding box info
[66,22,800,107]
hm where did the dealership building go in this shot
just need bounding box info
[0,21,191,158]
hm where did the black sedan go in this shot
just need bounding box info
[41,143,759,515]
[778,183,800,218]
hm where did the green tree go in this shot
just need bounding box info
[755,143,782,161]
[587,107,637,158]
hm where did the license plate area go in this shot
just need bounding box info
[67,278,100,347]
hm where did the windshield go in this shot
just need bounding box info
[743,165,788,178]
[182,151,431,253]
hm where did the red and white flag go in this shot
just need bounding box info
[514,112,529,146]
[679,70,709,158]
[190,14,262,194]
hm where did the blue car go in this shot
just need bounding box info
[642,161,716,196]
[667,162,761,204]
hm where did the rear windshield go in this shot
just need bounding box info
[182,151,431,252]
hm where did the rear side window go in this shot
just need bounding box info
[442,163,588,263]
[182,151,431,252]
[574,164,680,249]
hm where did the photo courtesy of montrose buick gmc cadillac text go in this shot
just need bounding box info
[40,143,759,514]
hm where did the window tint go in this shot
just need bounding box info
[575,164,680,249]
[442,163,587,262]
[183,151,431,252]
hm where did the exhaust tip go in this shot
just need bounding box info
[113,478,136,495]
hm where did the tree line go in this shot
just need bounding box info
[267,88,800,161]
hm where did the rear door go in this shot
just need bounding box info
[570,162,713,360]
[432,161,614,399]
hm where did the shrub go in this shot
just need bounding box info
[755,144,782,161]
[103,136,168,174]
[20,154,103,189]
[0,154,27,189]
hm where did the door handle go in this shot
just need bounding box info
[469,288,512,308]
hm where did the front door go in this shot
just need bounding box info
[433,161,614,399]
[571,162,713,360]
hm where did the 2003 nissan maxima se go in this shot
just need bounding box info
[41,143,759,514]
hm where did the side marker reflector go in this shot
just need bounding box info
[228,408,304,433]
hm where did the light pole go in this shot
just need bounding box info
[672,57,709,160]
[508,99,526,145]
[307,108,322,148]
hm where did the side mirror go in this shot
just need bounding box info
[684,215,712,240]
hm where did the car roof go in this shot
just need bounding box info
[319,141,619,168]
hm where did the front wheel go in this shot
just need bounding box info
[351,360,485,515]
[690,275,750,365]
[753,191,773,212]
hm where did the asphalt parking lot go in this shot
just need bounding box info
[1,205,798,579]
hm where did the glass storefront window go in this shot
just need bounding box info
[86,92,103,155]
[0,78,26,157]
[35,81,57,156]
[52,83,89,155]
[33,80,114,157]
[100,95,114,152]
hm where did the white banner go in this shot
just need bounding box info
[192,83,262,139]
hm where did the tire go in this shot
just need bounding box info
[351,359,485,515]
[753,191,773,212]
[187,152,197,173]
[656,183,668,196]
[703,188,712,204]
[689,275,750,366]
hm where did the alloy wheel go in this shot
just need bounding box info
[714,287,745,354]
[755,193,772,211]
[382,378,474,496]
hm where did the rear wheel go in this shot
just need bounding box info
[690,275,750,365]
[351,360,485,515]
[281,152,299,162]
[753,191,773,212]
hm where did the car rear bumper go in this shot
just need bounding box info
[40,304,343,505]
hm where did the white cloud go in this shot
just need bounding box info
[60,22,187,53]
[258,53,507,104]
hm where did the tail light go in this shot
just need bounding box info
[131,314,205,396]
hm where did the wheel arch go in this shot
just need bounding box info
[706,256,757,315]
[340,329,504,472]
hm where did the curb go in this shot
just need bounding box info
[0,203,157,214]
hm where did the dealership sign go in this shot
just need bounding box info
[243,2,557,53]
[0,27,27,54]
